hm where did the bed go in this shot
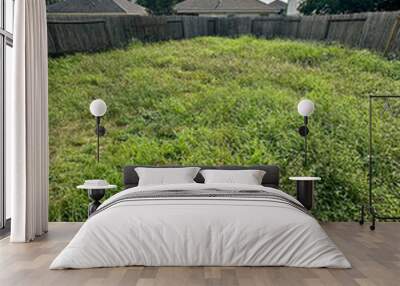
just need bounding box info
[50,165,351,269]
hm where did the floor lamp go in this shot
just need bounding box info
[89,99,107,162]
[297,99,315,166]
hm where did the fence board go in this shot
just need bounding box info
[309,15,329,41]
[182,16,196,38]
[47,15,112,54]
[360,11,400,51]
[297,16,314,39]
[216,18,229,37]
[206,19,217,36]
[385,16,400,56]
[236,17,252,35]
[197,17,209,36]
[326,14,366,47]
[166,19,184,40]
[280,17,300,38]
[252,17,281,38]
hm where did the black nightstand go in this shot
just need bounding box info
[77,183,116,216]
[289,177,321,210]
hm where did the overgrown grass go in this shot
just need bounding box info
[48,36,400,222]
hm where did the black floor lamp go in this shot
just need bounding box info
[297,99,315,166]
[89,99,107,162]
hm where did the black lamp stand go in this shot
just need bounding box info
[95,116,106,162]
[298,116,309,166]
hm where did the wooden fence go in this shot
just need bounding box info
[47,11,400,57]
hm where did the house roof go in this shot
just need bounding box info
[47,0,149,15]
[174,0,287,14]
[267,0,287,10]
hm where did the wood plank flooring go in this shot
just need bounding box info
[0,222,399,286]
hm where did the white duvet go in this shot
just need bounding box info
[50,183,351,269]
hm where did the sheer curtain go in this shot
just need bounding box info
[8,0,49,242]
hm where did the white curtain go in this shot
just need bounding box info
[8,0,49,242]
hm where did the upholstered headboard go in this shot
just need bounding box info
[123,165,280,189]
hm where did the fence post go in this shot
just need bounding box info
[323,16,331,40]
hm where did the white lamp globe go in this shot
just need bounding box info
[297,99,315,117]
[90,99,107,117]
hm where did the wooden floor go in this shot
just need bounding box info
[0,222,399,286]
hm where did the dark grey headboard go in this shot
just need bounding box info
[123,165,280,189]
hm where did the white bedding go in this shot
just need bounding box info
[50,183,351,269]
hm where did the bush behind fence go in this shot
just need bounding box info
[47,11,400,57]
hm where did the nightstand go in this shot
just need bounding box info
[77,181,117,217]
[289,177,321,210]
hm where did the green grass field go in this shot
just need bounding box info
[48,36,400,222]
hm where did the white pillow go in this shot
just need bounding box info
[135,167,200,186]
[200,169,266,185]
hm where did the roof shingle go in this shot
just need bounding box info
[47,0,148,15]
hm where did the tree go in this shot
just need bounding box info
[377,0,400,11]
[137,0,180,15]
[299,0,400,15]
